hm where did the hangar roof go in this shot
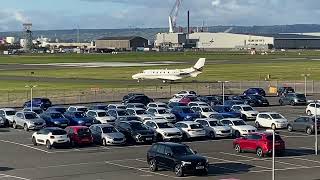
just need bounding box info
[97,36,146,41]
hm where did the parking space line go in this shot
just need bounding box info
[0,139,51,154]
[0,174,31,180]
[206,156,272,170]
[249,165,320,174]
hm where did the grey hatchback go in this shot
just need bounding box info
[287,116,320,135]
[279,93,306,106]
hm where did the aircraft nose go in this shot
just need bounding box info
[132,74,140,79]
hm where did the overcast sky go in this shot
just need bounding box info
[1,0,320,31]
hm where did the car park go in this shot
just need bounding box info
[107,104,127,110]
[126,103,146,109]
[232,104,259,120]
[174,121,206,140]
[40,111,69,128]
[279,93,306,106]
[243,88,266,97]
[107,109,130,121]
[277,86,295,96]
[65,126,93,146]
[46,106,67,114]
[212,105,241,118]
[146,107,176,123]
[23,97,52,110]
[255,112,288,129]
[89,104,109,111]
[190,105,216,118]
[13,111,46,131]
[287,116,320,135]
[116,121,155,144]
[23,107,44,115]
[147,102,168,108]
[246,95,270,107]
[144,119,182,141]
[67,106,88,113]
[306,103,320,116]
[195,118,232,139]
[233,131,285,158]
[147,142,208,177]
[64,111,94,126]
[123,95,153,105]
[0,108,17,126]
[32,127,70,149]
[170,106,200,121]
[220,118,257,137]
[86,110,116,124]
[90,124,126,146]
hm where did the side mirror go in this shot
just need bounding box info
[194,151,198,154]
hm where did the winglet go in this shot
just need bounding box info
[193,58,206,71]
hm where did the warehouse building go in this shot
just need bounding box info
[95,36,148,51]
[272,34,320,49]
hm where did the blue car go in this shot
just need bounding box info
[23,98,52,110]
[212,105,241,118]
[40,111,69,128]
[243,88,266,97]
[64,111,94,127]
[46,106,67,114]
[170,106,200,121]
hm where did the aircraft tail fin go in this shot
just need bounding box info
[193,58,206,71]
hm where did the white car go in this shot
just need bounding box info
[188,101,209,107]
[67,106,88,113]
[147,102,168,109]
[174,121,206,139]
[144,119,182,141]
[86,110,116,124]
[191,106,216,118]
[306,103,320,116]
[0,108,17,126]
[232,105,259,120]
[108,104,126,110]
[220,118,257,137]
[13,111,46,131]
[146,107,176,123]
[174,90,197,97]
[195,118,232,139]
[255,112,288,129]
[127,108,153,121]
[32,127,70,149]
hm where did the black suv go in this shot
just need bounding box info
[116,121,155,144]
[147,142,208,177]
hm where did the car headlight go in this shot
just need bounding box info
[136,134,141,139]
[181,161,192,166]
[78,120,84,124]
[54,121,60,124]
[28,121,35,125]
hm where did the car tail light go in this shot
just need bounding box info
[50,136,55,139]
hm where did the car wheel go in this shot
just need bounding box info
[287,125,293,132]
[234,131,241,138]
[307,110,312,116]
[279,100,284,106]
[23,124,29,131]
[256,147,264,158]
[174,164,184,177]
[12,121,17,129]
[306,127,313,135]
[235,144,242,153]
[271,124,276,130]
[255,121,260,128]
[32,137,37,146]
[102,138,107,146]
[149,159,158,172]
[209,132,215,139]
[46,140,52,149]
[157,134,164,142]
[290,101,295,106]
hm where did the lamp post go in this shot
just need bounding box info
[315,103,318,155]
[272,129,275,180]
[301,74,311,96]
[218,81,229,105]
[25,85,37,111]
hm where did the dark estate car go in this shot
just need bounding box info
[287,116,320,135]
[243,88,266,97]
[64,111,94,126]
[116,121,155,144]
[147,142,208,177]
[279,93,306,106]
[197,95,223,106]
[123,95,153,106]
[46,106,67,114]
[23,98,52,110]
[246,95,269,107]
[277,86,295,96]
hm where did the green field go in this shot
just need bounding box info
[0,51,320,90]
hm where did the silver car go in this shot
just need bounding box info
[13,111,46,131]
[90,124,126,146]
[0,108,16,126]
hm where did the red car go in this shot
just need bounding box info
[233,132,285,158]
[65,126,93,146]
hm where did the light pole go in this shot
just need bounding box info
[25,85,37,111]
[218,81,229,105]
[301,74,311,96]
[315,101,318,155]
[272,129,275,180]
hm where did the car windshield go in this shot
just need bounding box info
[266,135,282,141]
[181,108,193,113]
[223,107,232,112]
[172,146,194,156]
[102,126,118,133]
[52,130,67,135]
[6,111,16,115]
[33,109,43,114]
[296,94,305,98]
[131,122,148,131]
[97,112,107,117]
[74,112,86,118]
[25,113,37,119]
[157,109,168,114]
[190,124,203,129]
[78,128,91,136]
[253,95,265,100]
[209,114,224,120]
[233,120,246,126]
[157,122,173,128]
[158,104,167,108]
[136,110,147,115]
[78,108,88,112]
[50,113,64,119]
[202,107,213,112]
[54,108,66,113]
[209,121,223,126]
[243,107,254,111]
[270,114,284,119]
[118,110,129,116]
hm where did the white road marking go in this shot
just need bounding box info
[0,174,31,180]
[249,165,320,173]
[0,139,51,154]
[206,156,272,170]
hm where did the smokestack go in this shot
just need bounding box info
[187,10,190,44]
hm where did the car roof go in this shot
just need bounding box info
[120,120,142,124]
[0,108,16,111]
[148,107,167,110]
[69,106,87,108]
[88,109,106,112]
[196,118,218,122]
[43,127,64,131]
[68,111,84,114]
[127,103,145,105]
[45,111,61,114]
[93,124,114,128]
[176,121,199,125]
[233,104,252,107]
[222,118,243,121]
[149,102,166,105]
[145,119,169,123]
[109,104,125,106]
[154,142,188,147]
[127,108,145,111]
[67,126,88,129]
[49,106,66,109]
[259,112,279,114]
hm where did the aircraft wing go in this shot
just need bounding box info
[159,76,182,81]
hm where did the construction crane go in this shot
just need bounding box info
[169,0,182,33]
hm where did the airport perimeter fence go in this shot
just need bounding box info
[1,80,319,108]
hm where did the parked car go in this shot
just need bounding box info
[146,107,176,123]
[123,95,153,106]
[231,95,256,107]
[107,104,127,110]
[126,108,152,121]
[212,105,241,118]
[64,111,94,126]
[147,142,208,177]
[246,95,269,107]
[188,101,209,107]
[107,109,130,120]
[209,113,225,120]
[40,111,69,128]
[197,95,222,106]
[144,119,182,141]
[174,121,206,140]
[170,106,200,121]
[86,110,116,124]
[243,88,266,97]
[167,102,187,110]
[13,111,46,131]
[279,93,307,106]
[147,102,168,109]
[174,91,197,97]
[122,93,145,102]
[277,86,295,96]
[126,103,146,109]
[32,127,70,149]
[306,103,320,116]
[65,126,93,146]
[23,107,44,115]
[90,124,126,146]
[116,121,155,144]
[287,116,320,135]
[195,118,232,139]
[169,95,192,105]
[233,132,285,158]
[89,104,109,111]
[46,106,67,114]
[255,112,288,129]
[23,97,52,110]
[220,118,257,137]
[0,108,17,126]
[190,106,216,118]
[67,106,88,113]
[223,100,245,108]
[232,105,259,120]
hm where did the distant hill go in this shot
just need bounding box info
[2,24,320,42]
